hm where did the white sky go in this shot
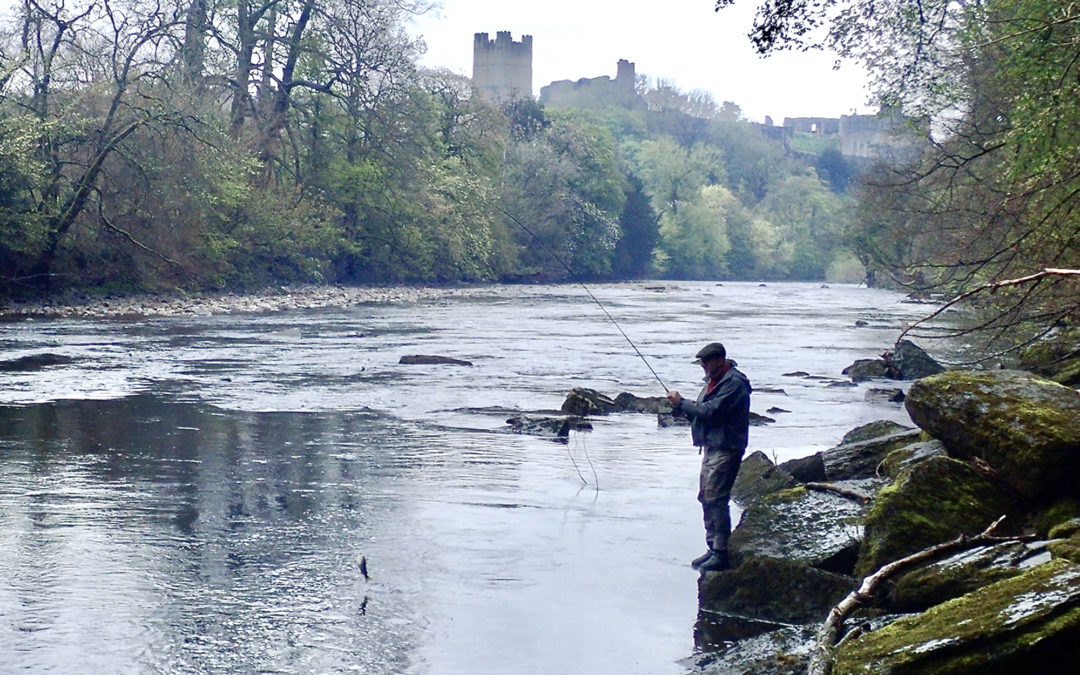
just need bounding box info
[409,0,874,123]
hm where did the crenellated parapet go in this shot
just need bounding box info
[473,31,533,104]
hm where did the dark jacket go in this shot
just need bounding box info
[675,363,751,451]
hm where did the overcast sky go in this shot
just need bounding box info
[409,0,873,123]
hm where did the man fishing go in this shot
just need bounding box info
[666,342,751,573]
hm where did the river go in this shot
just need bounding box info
[0,282,948,674]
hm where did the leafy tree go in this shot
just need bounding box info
[612,173,660,278]
[654,184,740,279]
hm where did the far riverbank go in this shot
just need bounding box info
[0,284,478,320]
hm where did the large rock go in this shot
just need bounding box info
[732,451,797,506]
[689,624,816,675]
[561,388,618,415]
[904,369,1080,500]
[855,455,1023,577]
[877,439,949,479]
[821,425,923,481]
[778,453,827,483]
[698,554,855,625]
[886,339,945,379]
[730,485,868,575]
[887,540,1053,612]
[842,358,889,382]
[612,392,670,413]
[832,560,1080,674]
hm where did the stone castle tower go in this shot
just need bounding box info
[472,31,533,104]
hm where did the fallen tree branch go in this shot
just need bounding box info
[897,268,1080,345]
[808,515,1036,675]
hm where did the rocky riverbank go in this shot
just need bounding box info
[0,284,477,320]
[691,367,1080,674]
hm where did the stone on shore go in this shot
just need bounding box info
[855,455,1023,577]
[731,451,797,506]
[730,485,868,575]
[698,555,856,625]
[904,369,1080,500]
[840,340,944,382]
[887,539,1053,612]
[832,560,1080,674]
[820,423,922,481]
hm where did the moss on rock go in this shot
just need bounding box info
[855,455,1022,577]
[833,560,1080,674]
[698,554,855,625]
[904,369,1080,501]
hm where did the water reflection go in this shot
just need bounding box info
[0,395,425,673]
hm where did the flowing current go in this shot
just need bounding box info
[0,282,948,674]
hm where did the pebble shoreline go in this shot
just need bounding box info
[0,284,477,320]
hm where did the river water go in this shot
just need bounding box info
[0,282,948,674]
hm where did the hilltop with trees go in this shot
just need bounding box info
[2,0,871,301]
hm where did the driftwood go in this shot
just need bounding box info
[804,481,872,504]
[807,515,1035,675]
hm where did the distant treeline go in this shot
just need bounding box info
[0,0,864,301]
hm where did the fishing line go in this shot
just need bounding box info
[497,205,669,394]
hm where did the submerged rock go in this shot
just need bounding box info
[561,388,618,415]
[504,415,592,439]
[832,560,1080,674]
[0,353,75,371]
[904,369,1080,501]
[843,358,889,382]
[398,354,473,366]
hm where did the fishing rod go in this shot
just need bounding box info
[497,205,669,394]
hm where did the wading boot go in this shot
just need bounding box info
[697,550,730,572]
[690,550,713,569]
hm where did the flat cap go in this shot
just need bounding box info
[694,342,726,362]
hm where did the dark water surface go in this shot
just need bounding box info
[0,283,948,673]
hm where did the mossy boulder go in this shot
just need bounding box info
[698,554,855,625]
[730,485,867,575]
[878,439,949,480]
[1019,327,1080,386]
[888,540,1052,612]
[1034,498,1080,537]
[1048,533,1080,564]
[905,369,1080,501]
[839,419,914,445]
[855,455,1022,577]
[732,451,797,505]
[832,560,1080,674]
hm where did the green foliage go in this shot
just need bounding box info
[0,0,879,300]
[654,184,737,279]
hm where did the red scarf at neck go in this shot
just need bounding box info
[705,360,730,395]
